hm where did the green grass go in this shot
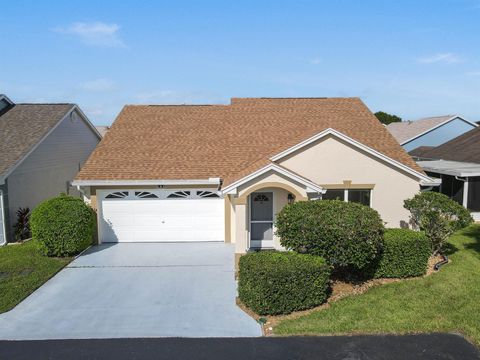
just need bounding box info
[275,224,480,344]
[0,240,71,313]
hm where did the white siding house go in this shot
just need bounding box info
[0,95,101,244]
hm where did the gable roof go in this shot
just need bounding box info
[419,126,480,164]
[408,146,436,158]
[75,97,424,186]
[0,104,76,179]
[386,115,477,145]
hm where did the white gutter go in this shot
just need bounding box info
[0,190,6,246]
[71,178,222,187]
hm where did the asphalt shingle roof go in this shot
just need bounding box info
[386,115,456,144]
[0,104,74,178]
[76,97,423,186]
[419,126,480,164]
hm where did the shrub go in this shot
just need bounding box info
[14,207,31,242]
[374,229,431,278]
[404,192,473,254]
[238,251,331,315]
[30,194,95,257]
[276,200,384,271]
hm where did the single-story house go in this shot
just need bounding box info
[0,94,101,244]
[413,125,480,221]
[386,115,477,152]
[73,97,439,254]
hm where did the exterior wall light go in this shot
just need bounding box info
[287,193,295,204]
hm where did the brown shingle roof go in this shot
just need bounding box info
[0,104,74,178]
[76,97,423,185]
[386,115,456,144]
[420,126,480,163]
[408,146,436,158]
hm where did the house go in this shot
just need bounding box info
[413,126,480,221]
[386,115,477,152]
[73,97,439,254]
[0,94,101,244]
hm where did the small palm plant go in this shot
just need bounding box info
[14,207,31,242]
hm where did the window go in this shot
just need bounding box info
[105,191,128,199]
[196,191,220,198]
[322,189,344,201]
[322,189,371,206]
[134,191,158,199]
[348,189,371,206]
[167,191,191,198]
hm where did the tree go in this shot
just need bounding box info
[374,111,402,125]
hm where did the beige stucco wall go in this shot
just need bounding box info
[277,135,421,227]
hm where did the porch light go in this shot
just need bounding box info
[287,193,295,204]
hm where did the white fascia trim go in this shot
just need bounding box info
[0,94,14,106]
[221,163,325,195]
[269,127,437,185]
[71,178,221,187]
[400,116,478,146]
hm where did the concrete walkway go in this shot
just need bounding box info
[0,243,262,339]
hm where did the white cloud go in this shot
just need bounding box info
[417,53,463,64]
[53,22,125,48]
[79,78,117,92]
[309,57,322,65]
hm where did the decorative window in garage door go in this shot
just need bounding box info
[134,191,159,199]
[105,191,129,199]
[196,191,220,198]
[167,190,191,198]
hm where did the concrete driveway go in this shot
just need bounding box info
[0,243,262,340]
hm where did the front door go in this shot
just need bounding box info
[250,192,273,248]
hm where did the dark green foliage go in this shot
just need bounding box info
[374,229,431,278]
[404,192,473,253]
[14,207,31,242]
[275,200,384,271]
[238,251,331,315]
[30,195,96,257]
[374,111,402,125]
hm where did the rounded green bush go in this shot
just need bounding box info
[374,228,431,278]
[404,191,473,253]
[276,200,385,271]
[238,251,331,315]
[30,194,96,257]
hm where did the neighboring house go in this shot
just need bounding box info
[386,115,477,152]
[414,126,480,221]
[73,97,439,254]
[0,94,101,244]
[95,126,110,137]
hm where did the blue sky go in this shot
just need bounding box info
[1,0,479,125]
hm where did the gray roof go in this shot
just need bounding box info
[0,104,75,178]
[418,159,480,177]
[386,115,457,144]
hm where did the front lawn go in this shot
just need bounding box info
[0,240,71,313]
[275,224,480,345]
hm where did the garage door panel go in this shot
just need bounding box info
[99,190,224,243]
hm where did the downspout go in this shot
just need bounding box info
[0,189,7,246]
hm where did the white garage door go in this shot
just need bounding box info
[98,189,225,243]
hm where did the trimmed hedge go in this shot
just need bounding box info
[31,194,96,257]
[374,229,431,278]
[238,251,331,315]
[276,200,384,271]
